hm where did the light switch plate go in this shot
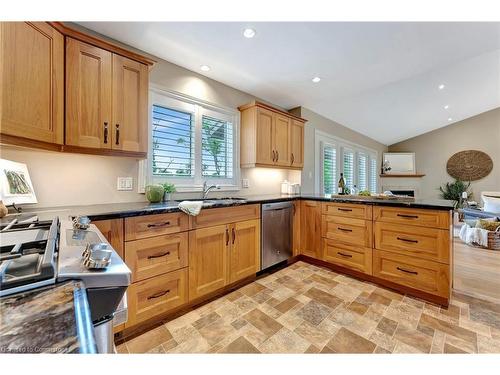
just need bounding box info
[242,179,249,188]
[117,177,133,191]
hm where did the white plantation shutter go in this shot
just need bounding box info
[323,145,337,194]
[358,153,367,191]
[152,105,194,177]
[201,115,233,178]
[343,150,354,190]
[370,157,378,193]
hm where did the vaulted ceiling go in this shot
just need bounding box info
[79,22,500,145]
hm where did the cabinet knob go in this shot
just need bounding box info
[115,124,120,145]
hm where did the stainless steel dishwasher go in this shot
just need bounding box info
[261,201,293,270]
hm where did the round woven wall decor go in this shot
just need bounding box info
[446,150,493,181]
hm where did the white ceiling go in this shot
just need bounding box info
[79,22,500,145]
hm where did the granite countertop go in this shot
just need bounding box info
[0,281,96,354]
[3,193,454,223]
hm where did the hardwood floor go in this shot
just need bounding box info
[453,238,500,303]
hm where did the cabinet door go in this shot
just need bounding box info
[0,22,64,144]
[300,200,322,259]
[229,219,260,283]
[93,218,124,259]
[66,38,112,149]
[273,113,291,166]
[290,120,304,168]
[255,107,275,165]
[112,54,148,153]
[189,224,229,300]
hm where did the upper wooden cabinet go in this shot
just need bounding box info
[66,38,112,149]
[0,22,64,145]
[0,22,153,157]
[239,101,306,169]
[65,38,148,154]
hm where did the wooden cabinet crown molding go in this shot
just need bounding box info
[48,22,156,67]
[238,100,307,123]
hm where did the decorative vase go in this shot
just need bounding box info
[145,185,165,203]
[163,192,172,202]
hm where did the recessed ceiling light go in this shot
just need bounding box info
[312,77,321,83]
[243,28,256,38]
[448,117,453,121]
[438,84,445,90]
[444,105,449,110]
[200,65,211,72]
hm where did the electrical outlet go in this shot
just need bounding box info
[117,177,133,191]
[242,179,249,188]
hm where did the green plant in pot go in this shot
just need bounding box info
[145,184,165,203]
[161,183,177,202]
[439,179,472,208]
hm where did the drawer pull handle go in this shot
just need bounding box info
[338,208,353,212]
[147,290,170,300]
[337,227,353,232]
[232,227,236,244]
[272,150,276,162]
[226,228,229,246]
[147,251,170,259]
[397,214,419,219]
[337,252,353,258]
[397,237,419,243]
[147,221,171,228]
[396,267,418,275]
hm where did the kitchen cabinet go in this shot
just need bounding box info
[189,224,229,300]
[93,218,124,259]
[0,22,64,145]
[300,200,322,259]
[65,38,112,149]
[189,218,261,301]
[239,101,306,169]
[290,119,304,168]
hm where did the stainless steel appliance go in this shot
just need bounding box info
[0,215,131,353]
[261,201,293,270]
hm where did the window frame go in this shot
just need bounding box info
[143,86,240,193]
[315,130,379,195]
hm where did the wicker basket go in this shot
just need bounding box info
[487,227,500,250]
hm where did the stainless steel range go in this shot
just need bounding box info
[0,215,131,353]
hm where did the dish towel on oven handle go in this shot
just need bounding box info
[178,201,203,216]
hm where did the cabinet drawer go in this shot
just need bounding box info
[125,232,188,282]
[373,206,450,229]
[125,212,189,241]
[322,215,373,248]
[126,268,188,327]
[374,222,450,263]
[373,250,450,298]
[322,202,372,220]
[323,239,372,275]
[190,204,260,229]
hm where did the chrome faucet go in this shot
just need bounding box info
[202,181,220,199]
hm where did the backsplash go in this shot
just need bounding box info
[1,146,298,208]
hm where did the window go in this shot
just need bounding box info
[322,144,337,194]
[316,130,378,195]
[201,115,233,179]
[148,88,239,191]
[358,153,367,191]
[152,105,194,177]
[343,150,354,191]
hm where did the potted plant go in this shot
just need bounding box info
[439,179,472,209]
[145,184,165,203]
[161,183,177,202]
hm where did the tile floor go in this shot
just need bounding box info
[117,261,500,354]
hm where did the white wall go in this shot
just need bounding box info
[389,107,500,201]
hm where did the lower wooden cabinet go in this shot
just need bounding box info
[188,224,229,300]
[373,250,450,298]
[125,232,188,282]
[189,219,261,300]
[323,239,372,275]
[126,268,188,327]
[300,200,322,259]
[322,215,373,248]
[93,218,124,259]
